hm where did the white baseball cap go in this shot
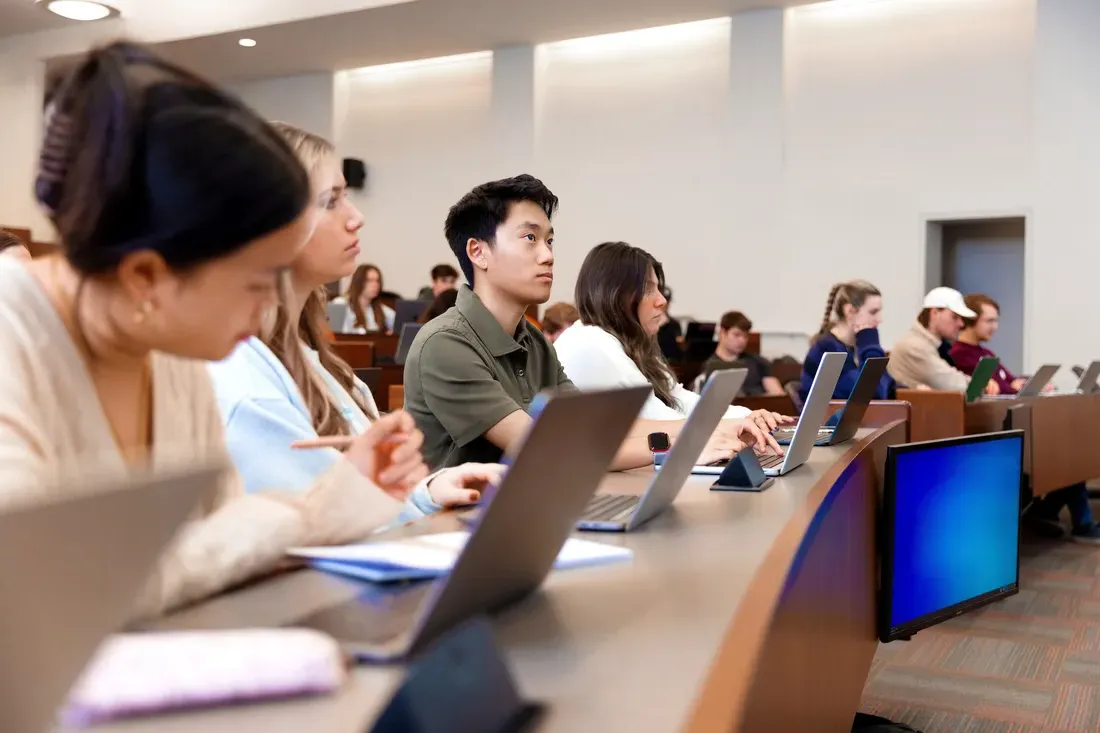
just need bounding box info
[922,287,976,319]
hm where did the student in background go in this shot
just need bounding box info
[0,42,435,620]
[417,287,458,324]
[704,311,784,397]
[801,281,895,401]
[208,123,494,510]
[404,177,773,469]
[417,263,460,301]
[540,301,579,343]
[887,287,999,394]
[950,293,1036,394]
[0,229,31,261]
[341,264,394,333]
[554,242,790,439]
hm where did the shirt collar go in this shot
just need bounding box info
[456,285,528,358]
[911,320,942,348]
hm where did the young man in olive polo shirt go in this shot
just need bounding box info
[403,174,778,471]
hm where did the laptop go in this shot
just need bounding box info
[773,356,889,448]
[326,300,349,333]
[1015,364,1059,397]
[394,323,423,366]
[692,351,846,478]
[293,386,649,662]
[1076,361,1100,394]
[576,369,747,532]
[393,299,427,334]
[965,356,1000,403]
[0,466,217,733]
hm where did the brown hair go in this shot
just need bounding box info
[347,264,387,333]
[541,302,580,336]
[813,280,881,342]
[0,229,26,254]
[962,293,999,328]
[575,242,678,408]
[418,288,458,324]
[917,308,932,328]
[719,311,752,332]
[265,122,375,437]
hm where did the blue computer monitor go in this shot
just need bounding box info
[879,430,1023,642]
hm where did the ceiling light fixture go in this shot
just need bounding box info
[238,38,257,48]
[36,0,120,22]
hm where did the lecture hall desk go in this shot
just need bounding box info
[71,422,904,733]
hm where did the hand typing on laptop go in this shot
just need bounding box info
[716,412,790,456]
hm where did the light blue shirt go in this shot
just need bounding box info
[207,337,437,519]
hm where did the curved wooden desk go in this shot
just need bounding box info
[70,421,904,733]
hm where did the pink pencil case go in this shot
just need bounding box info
[61,628,347,727]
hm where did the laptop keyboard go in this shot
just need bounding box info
[581,494,639,522]
[757,453,783,469]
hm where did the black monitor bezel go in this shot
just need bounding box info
[879,429,1024,643]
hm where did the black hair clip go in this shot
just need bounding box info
[35,101,75,214]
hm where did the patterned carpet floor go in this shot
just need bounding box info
[861,531,1100,733]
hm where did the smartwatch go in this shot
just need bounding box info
[648,433,671,467]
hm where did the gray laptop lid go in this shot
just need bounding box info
[410,386,649,653]
[775,352,846,474]
[0,466,218,733]
[1077,361,1100,394]
[394,323,423,366]
[326,301,349,333]
[629,369,747,529]
[828,357,890,444]
[1017,364,1060,397]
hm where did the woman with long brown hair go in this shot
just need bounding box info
[340,264,394,333]
[553,242,789,446]
[208,123,498,514]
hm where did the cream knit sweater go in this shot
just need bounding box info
[0,258,404,619]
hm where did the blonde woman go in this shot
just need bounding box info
[208,123,498,512]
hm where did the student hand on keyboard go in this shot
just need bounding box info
[717,414,786,456]
[698,433,741,467]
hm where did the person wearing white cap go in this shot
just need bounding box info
[886,287,999,394]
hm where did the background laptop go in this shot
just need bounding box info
[393,299,427,334]
[326,301,349,333]
[1015,364,1060,397]
[774,356,889,447]
[294,386,649,662]
[693,351,846,477]
[965,356,1000,403]
[1076,361,1100,394]
[0,466,217,733]
[394,323,423,366]
[577,369,746,532]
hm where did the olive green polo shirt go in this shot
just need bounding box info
[403,286,575,468]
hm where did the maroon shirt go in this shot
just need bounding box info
[948,341,1018,394]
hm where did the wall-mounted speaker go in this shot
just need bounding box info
[343,158,367,190]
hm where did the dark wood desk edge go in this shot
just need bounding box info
[682,419,905,733]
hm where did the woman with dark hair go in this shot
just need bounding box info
[0,42,432,619]
[340,263,394,333]
[554,242,789,447]
[418,287,458,324]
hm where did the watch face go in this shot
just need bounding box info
[648,432,671,452]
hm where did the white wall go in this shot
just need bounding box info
[783,0,1035,348]
[228,74,337,140]
[336,53,494,297]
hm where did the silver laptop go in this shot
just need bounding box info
[692,351,846,478]
[0,466,217,733]
[577,369,747,532]
[986,363,1060,399]
[1076,361,1100,394]
[326,300,349,333]
[394,323,422,366]
[294,386,649,662]
[773,356,889,448]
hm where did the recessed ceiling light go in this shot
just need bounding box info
[238,38,258,48]
[36,0,119,21]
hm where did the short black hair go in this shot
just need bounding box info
[430,263,459,281]
[444,174,558,284]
